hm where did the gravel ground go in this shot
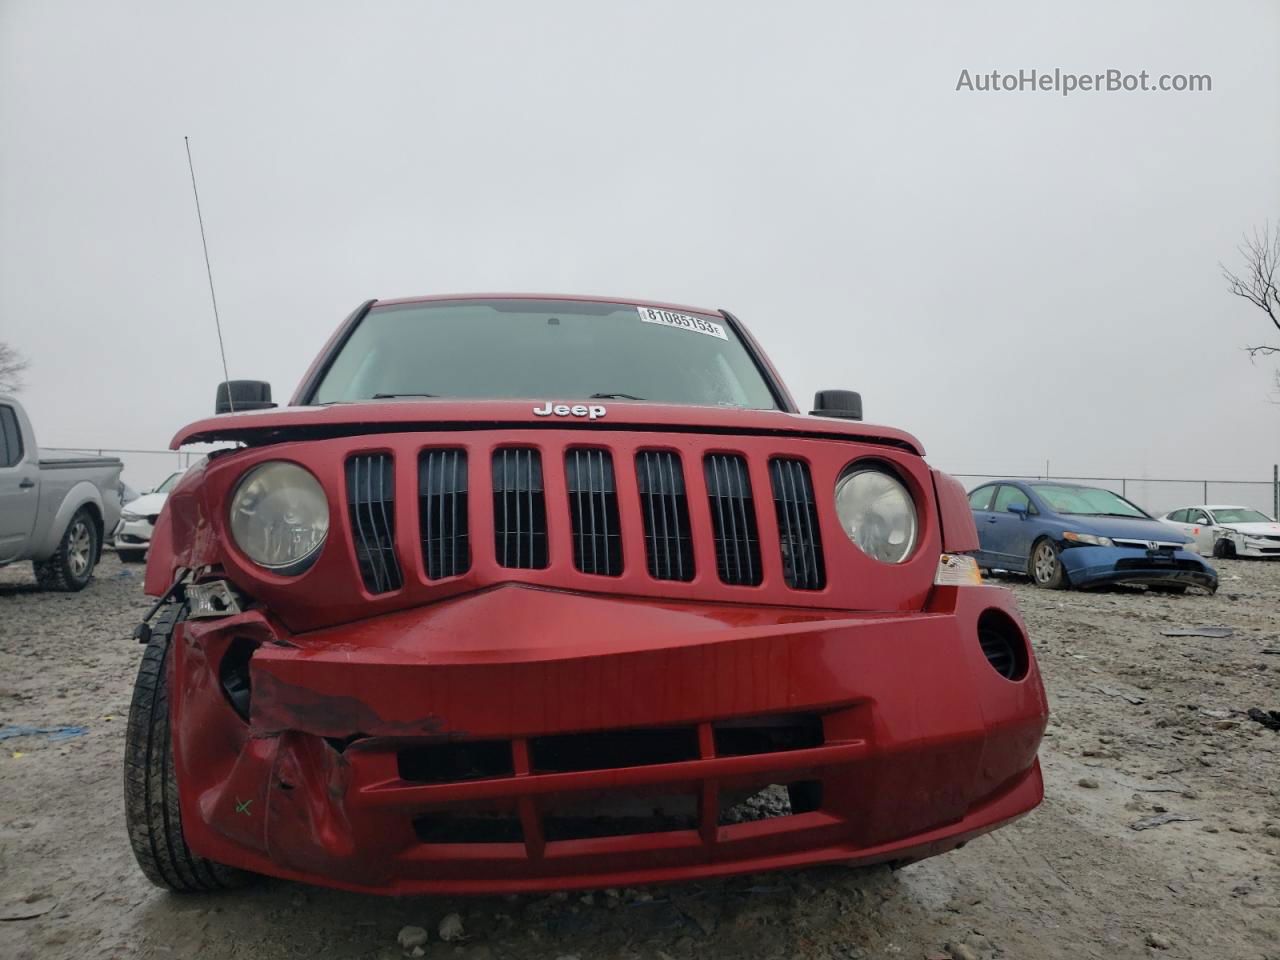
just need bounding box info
[2,555,1278,960]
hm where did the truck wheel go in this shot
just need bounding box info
[124,603,251,892]
[33,507,99,591]
[1029,538,1070,590]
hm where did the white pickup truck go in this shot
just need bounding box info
[0,395,124,590]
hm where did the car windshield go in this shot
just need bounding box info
[1213,508,1273,524]
[312,299,780,410]
[155,472,183,494]
[1031,484,1149,518]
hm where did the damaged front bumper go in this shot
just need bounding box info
[1058,545,1218,591]
[170,583,1048,894]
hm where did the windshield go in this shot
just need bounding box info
[312,299,780,410]
[1031,484,1149,518]
[155,471,183,494]
[1213,508,1273,524]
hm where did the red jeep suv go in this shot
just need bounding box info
[124,294,1048,895]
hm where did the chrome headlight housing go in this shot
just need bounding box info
[834,466,918,563]
[228,461,329,574]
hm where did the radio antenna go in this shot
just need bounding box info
[184,136,234,411]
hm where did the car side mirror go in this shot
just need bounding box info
[810,390,862,421]
[1007,501,1029,516]
[216,380,276,415]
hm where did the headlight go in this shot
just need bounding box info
[228,461,329,573]
[121,510,142,522]
[833,466,918,563]
[1062,531,1113,547]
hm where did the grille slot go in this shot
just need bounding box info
[636,451,695,581]
[345,453,402,594]
[419,449,470,579]
[704,454,762,586]
[769,458,826,590]
[398,741,514,783]
[492,448,548,569]
[530,727,700,774]
[565,448,622,576]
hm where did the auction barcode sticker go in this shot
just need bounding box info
[637,306,728,340]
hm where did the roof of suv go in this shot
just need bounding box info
[372,292,725,317]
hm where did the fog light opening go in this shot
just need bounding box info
[976,609,1029,681]
[218,637,259,721]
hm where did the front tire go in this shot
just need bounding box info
[1213,538,1237,559]
[1029,538,1070,589]
[33,507,99,591]
[124,603,251,893]
[118,549,148,564]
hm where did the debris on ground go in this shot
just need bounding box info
[1160,625,1233,638]
[0,895,58,922]
[437,913,466,942]
[1091,684,1146,705]
[0,725,86,742]
[1077,777,1100,789]
[1145,931,1172,950]
[1246,708,1280,732]
[1130,813,1200,831]
[397,925,428,950]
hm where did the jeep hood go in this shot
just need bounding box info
[171,399,925,454]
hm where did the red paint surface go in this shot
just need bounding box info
[151,430,942,630]
[153,298,1048,894]
[168,582,1046,894]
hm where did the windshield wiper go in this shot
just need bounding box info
[589,392,646,400]
[371,392,437,399]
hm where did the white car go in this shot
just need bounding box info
[1159,504,1280,559]
[111,469,185,562]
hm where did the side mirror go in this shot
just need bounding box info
[1007,501,1029,516]
[810,390,862,421]
[216,380,276,415]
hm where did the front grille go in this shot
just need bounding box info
[769,458,825,590]
[337,441,836,595]
[565,448,622,576]
[1112,539,1182,551]
[492,448,548,569]
[346,453,403,594]
[704,454,762,586]
[419,449,470,579]
[636,451,695,581]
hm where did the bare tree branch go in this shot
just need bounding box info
[1222,220,1280,357]
[0,341,29,393]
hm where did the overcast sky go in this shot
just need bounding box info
[2,0,1278,493]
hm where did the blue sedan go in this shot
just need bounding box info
[968,480,1218,593]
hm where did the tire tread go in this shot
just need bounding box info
[124,602,251,892]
